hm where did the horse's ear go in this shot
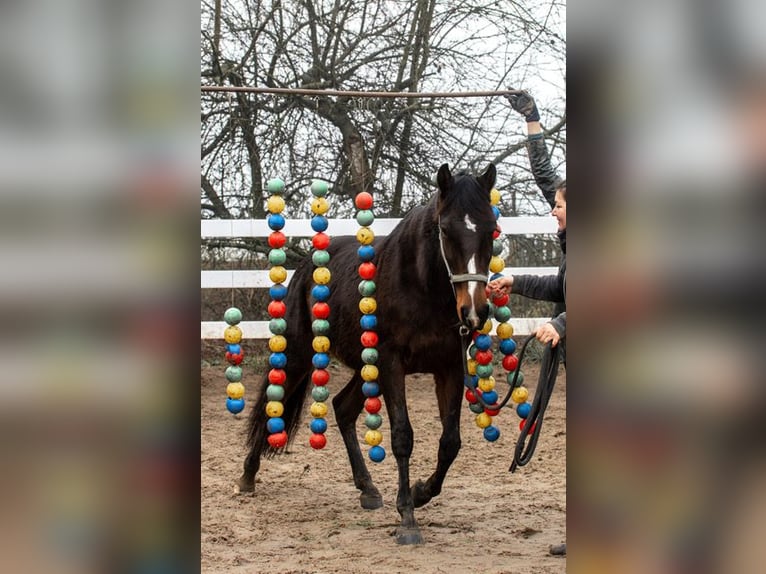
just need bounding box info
[437,163,452,199]
[478,163,497,192]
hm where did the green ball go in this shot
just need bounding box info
[494,305,512,322]
[223,307,242,325]
[268,249,287,265]
[361,348,378,364]
[468,344,478,359]
[267,178,285,193]
[492,239,504,256]
[365,413,383,430]
[269,318,287,335]
[507,370,524,386]
[266,384,285,401]
[469,402,485,414]
[356,209,375,227]
[311,180,329,197]
[358,280,376,297]
[225,366,243,382]
[312,249,331,267]
[312,386,330,402]
[476,363,494,378]
[312,319,330,335]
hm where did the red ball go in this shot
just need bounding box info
[268,300,286,318]
[355,192,374,210]
[267,430,288,448]
[492,292,510,307]
[519,419,537,433]
[365,396,382,414]
[268,231,286,248]
[312,302,330,319]
[465,389,477,403]
[485,404,501,417]
[226,351,244,365]
[309,433,327,449]
[502,354,519,372]
[312,232,330,250]
[358,262,376,280]
[312,369,330,386]
[493,224,502,239]
[475,350,493,365]
[268,368,286,385]
[360,330,379,348]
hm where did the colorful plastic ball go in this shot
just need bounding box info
[361,364,379,381]
[490,272,504,282]
[225,365,243,382]
[478,376,496,392]
[269,352,287,369]
[368,445,386,463]
[311,369,330,386]
[267,300,286,318]
[508,370,524,386]
[267,178,285,193]
[266,417,285,433]
[224,325,242,344]
[492,206,501,219]
[312,302,330,319]
[466,358,477,376]
[475,412,492,428]
[268,249,286,266]
[311,284,330,302]
[496,322,514,339]
[266,401,284,418]
[269,318,287,336]
[312,249,331,267]
[517,402,532,419]
[268,368,286,385]
[469,402,485,414]
[492,239,504,256]
[499,338,516,355]
[355,192,373,210]
[358,297,377,314]
[267,213,286,231]
[269,284,288,301]
[479,319,493,335]
[361,347,378,364]
[312,335,331,353]
[310,215,329,232]
[358,262,376,280]
[266,195,285,213]
[511,386,528,404]
[361,381,380,397]
[468,345,478,361]
[494,305,512,323]
[493,228,501,240]
[484,404,501,417]
[502,354,519,372]
[312,353,330,369]
[224,307,243,325]
[476,363,494,379]
[356,209,375,227]
[364,396,382,414]
[360,330,379,348]
[310,417,328,434]
[311,197,329,215]
[490,188,500,205]
[484,425,501,442]
[267,431,288,449]
[360,314,377,331]
[311,319,330,335]
[365,429,383,446]
[227,382,245,400]
[269,266,288,284]
[356,227,375,245]
[268,335,287,353]
[311,179,329,196]
[312,385,330,402]
[519,419,537,433]
[312,232,331,250]
[226,343,241,355]
[492,292,510,308]
[358,279,376,296]
[465,389,477,403]
[227,397,245,414]
[475,350,493,365]
[310,433,327,450]
[474,334,492,351]
[268,231,287,248]
[310,401,328,418]
[266,384,285,401]
[482,390,499,404]
[365,413,383,429]
[225,351,244,365]
[357,245,375,262]
[489,256,505,274]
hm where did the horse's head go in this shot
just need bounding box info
[436,163,497,332]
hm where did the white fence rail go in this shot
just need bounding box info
[201,215,558,338]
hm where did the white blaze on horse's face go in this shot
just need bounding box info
[464,215,477,232]
[464,252,482,327]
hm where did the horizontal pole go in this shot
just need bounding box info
[201,85,522,99]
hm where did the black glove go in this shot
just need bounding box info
[505,88,540,122]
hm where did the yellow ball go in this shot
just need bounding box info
[310,401,328,418]
[224,325,242,344]
[358,296,377,314]
[311,197,329,215]
[479,319,493,335]
[313,267,331,285]
[365,429,383,446]
[312,336,331,353]
[496,322,514,339]
[490,188,501,206]
[361,364,379,382]
[475,412,492,428]
[489,256,505,274]
[478,376,496,392]
[511,386,529,404]
[356,227,375,245]
[227,382,245,399]
[269,335,287,352]
[265,401,284,418]
[269,266,287,284]
[266,195,285,214]
[467,358,478,376]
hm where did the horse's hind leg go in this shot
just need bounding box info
[332,372,383,510]
[412,369,463,508]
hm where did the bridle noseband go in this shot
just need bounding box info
[437,218,489,287]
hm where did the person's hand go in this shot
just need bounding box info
[535,322,561,347]
[505,88,540,122]
[486,276,512,296]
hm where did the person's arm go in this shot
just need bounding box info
[512,273,565,303]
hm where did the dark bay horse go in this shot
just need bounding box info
[240,163,498,544]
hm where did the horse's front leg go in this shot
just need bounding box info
[412,367,463,508]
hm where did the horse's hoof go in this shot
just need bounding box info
[238,476,255,493]
[395,527,424,545]
[360,491,383,510]
[412,480,432,508]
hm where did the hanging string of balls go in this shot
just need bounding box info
[264,177,289,449]
[223,307,246,414]
[308,179,332,450]
[355,190,385,463]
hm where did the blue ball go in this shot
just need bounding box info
[267,213,285,230]
[359,314,377,330]
[266,417,285,433]
[226,398,245,414]
[311,215,329,232]
[310,418,328,434]
[474,334,492,351]
[357,245,375,262]
[499,338,517,355]
[492,206,501,219]
[269,352,287,369]
[269,283,288,301]
[517,402,531,419]
[311,284,331,302]
[226,343,241,355]
[464,374,479,388]
[362,381,380,397]
[369,445,386,463]
[482,390,498,404]
[312,353,330,369]
[490,272,504,282]
[483,425,500,442]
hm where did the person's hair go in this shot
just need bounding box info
[556,180,566,201]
